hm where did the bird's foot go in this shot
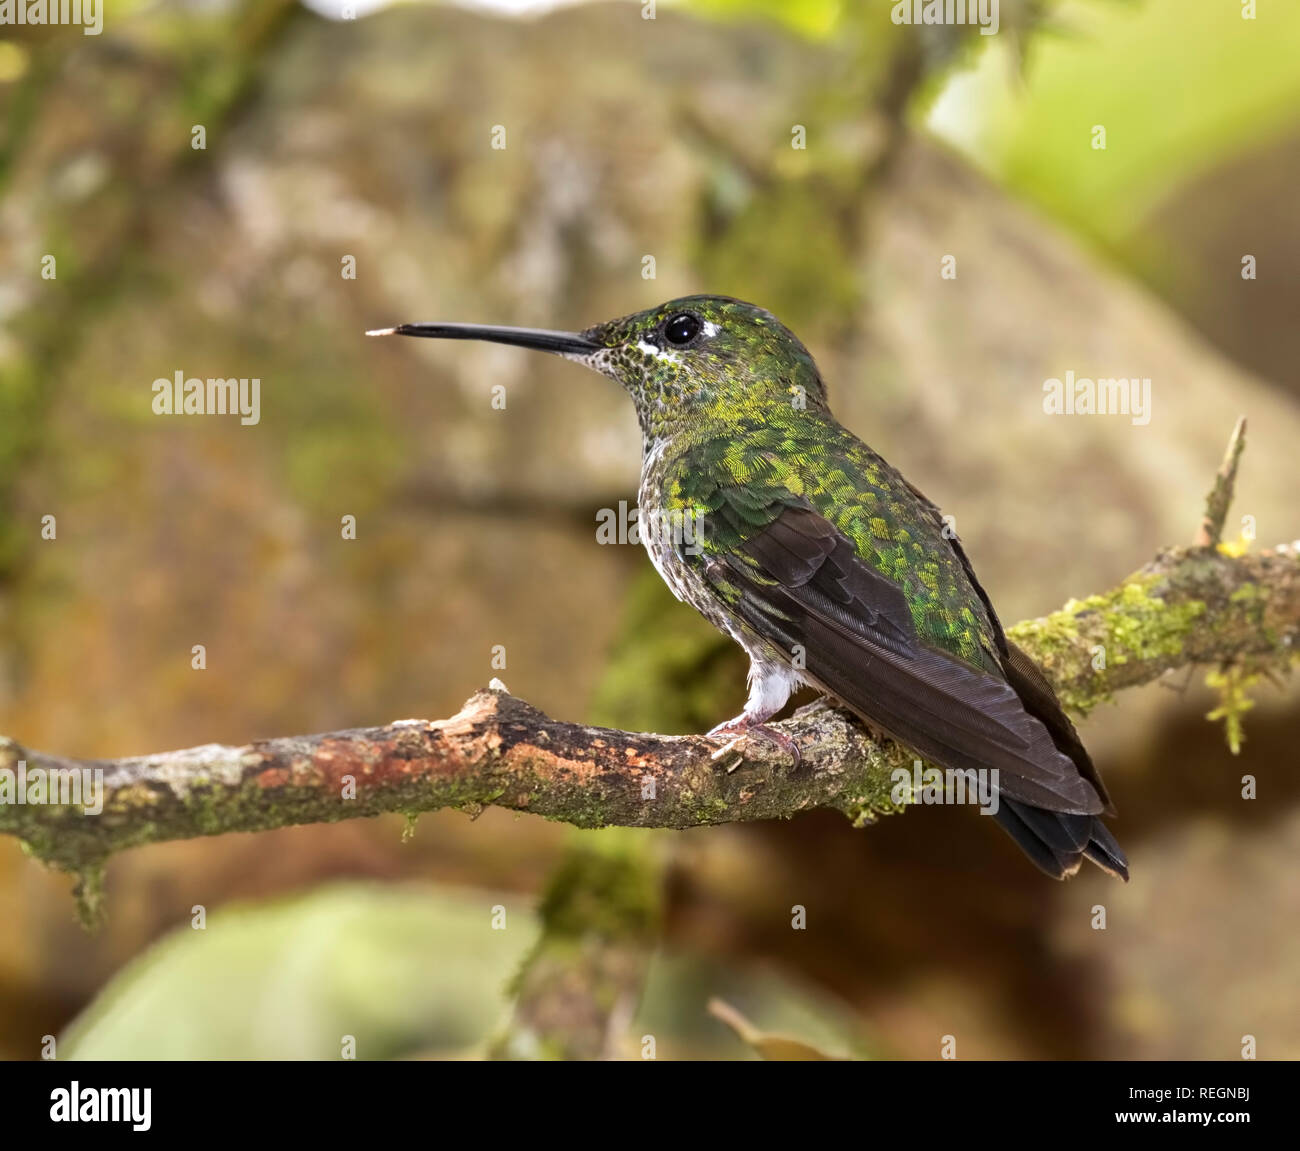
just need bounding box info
[706,717,802,768]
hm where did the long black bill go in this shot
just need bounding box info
[366,321,601,356]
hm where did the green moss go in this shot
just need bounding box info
[690,794,732,824]
[1009,606,1081,664]
[1068,577,1205,664]
[1007,574,1211,714]
[533,839,661,944]
[1228,581,1269,635]
[1205,666,1259,755]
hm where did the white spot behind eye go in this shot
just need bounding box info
[637,339,681,364]
[702,320,720,338]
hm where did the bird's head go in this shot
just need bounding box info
[369,294,828,441]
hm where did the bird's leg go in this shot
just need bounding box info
[706,657,801,767]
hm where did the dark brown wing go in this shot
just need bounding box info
[704,503,1128,878]
[709,505,1104,814]
[899,477,1116,814]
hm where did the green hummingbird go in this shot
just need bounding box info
[368,295,1127,880]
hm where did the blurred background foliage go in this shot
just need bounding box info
[0,0,1297,1059]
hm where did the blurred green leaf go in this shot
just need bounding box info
[61,882,538,1060]
[932,0,1300,248]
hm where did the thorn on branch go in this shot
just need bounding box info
[1195,416,1247,549]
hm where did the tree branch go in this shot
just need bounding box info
[2,543,1296,879]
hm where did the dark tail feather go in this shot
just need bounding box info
[1082,817,1129,880]
[993,639,1128,879]
[996,799,1129,881]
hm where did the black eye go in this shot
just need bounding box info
[663,312,702,346]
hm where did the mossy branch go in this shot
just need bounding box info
[1,542,1295,880]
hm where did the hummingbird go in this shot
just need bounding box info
[368,295,1128,880]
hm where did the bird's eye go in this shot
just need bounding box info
[663,312,702,346]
